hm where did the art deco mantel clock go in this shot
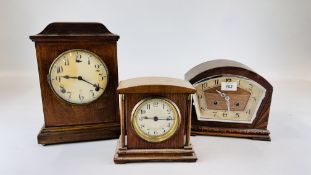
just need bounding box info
[185,59,273,141]
[114,77,197,163]
[30,22,120,144]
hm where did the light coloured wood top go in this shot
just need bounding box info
[185,59,252,81]
[117,77,196,94]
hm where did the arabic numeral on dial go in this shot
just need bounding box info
[154,131,158,135]
[87,58,90,65]
[223,112,227,117]
[60,85,66,93]
[213,112,217,117]
[252,97,257,102]
[246,109,251,115]
[248,84,253,91]
[66,91,72,99]
[167,122,171,127]
[76,52,82,63]
[140,124,145,128]
[140,109,146,115]
[63,57,69,66]
[89,90,95,98]
[146,104,151,110]
[235,113,240,118]
[197,94,203,99]
[153,101,158,107]
[55,76,61,82]
[201,82,208,89]
[166,108,172,114]
[99,73,107,80]
[79,94,84,102]
[56,66,63,74]
[215,79,219,85]
[95,64,101,72]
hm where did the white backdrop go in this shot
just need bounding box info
[1,1,311,175]
[0,0,310,80]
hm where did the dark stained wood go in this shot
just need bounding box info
[30,22,119,42]
[185,59,273,141]
[114,77,197,163]
[38,123,120,145]
[117,77,196,94]
[30,23,120,144]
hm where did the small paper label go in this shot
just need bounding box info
[221,82,237,91]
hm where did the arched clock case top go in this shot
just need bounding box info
[185,59,273,141]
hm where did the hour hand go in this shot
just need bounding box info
[225,96,231,112]
[61,75,78,79]
[216,90,226,97]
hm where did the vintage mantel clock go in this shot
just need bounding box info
[114,77,197,163]
[30,22,120,144]
[185,59,273,141]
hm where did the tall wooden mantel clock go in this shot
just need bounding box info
[185,59,273,141]
[114,77,197,163]
[30,22,120,145]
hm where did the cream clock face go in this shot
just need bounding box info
[193,75,266,123]
[49,49,109,104]
[132,98,180,142]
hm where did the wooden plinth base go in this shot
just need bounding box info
[114,137,197,164]
[37,122,120,145]
[191,126,271,141]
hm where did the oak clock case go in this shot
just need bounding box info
[114,77,197,164]
[30,22,120,145]
[185,59,273,141]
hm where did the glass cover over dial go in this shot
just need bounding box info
[132,98,180,142]
[49,49,109,104]
[193,75,266,123]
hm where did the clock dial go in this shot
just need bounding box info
[132,98,180,142]
[49,49,109,104]
[193,75,266,123]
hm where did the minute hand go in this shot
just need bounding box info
[62,75,103,91]
[216,90,231,112]
[77,76,104,91]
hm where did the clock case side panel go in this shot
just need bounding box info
[124,93,186,149]
[32,41,120,145]
[187,66,273,141]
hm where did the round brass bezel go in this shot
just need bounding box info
[131,97,181,143]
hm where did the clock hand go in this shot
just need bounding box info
[216,90,231,112]
[141,116,174,121]
[78,76,104,91]
[216,90,226,98]
[61,75,103,91]
[142,116,153,120]
[225,96,231,112]
[62,75,78,79]
[157,118,175,121]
